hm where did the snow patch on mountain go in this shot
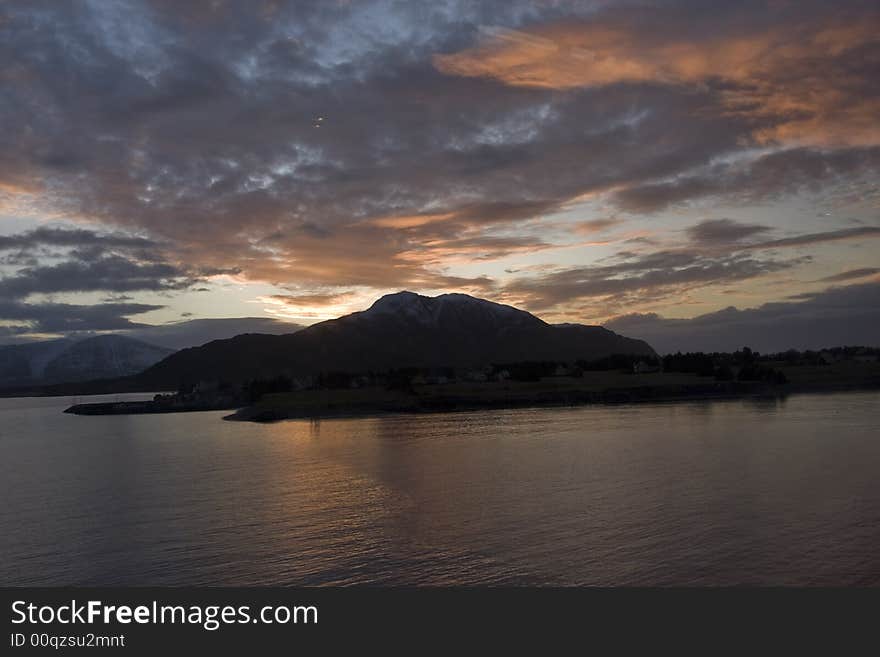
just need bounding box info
[364,291,542,328]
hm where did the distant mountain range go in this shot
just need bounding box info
[125,317,303,351]
[137,291,655,388]
[0,335,173,388]
[0,292,657,393]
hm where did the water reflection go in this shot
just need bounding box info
[742,394,789,413]
[1,392,878,585]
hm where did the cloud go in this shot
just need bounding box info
[574,217,622,234]
[0,226,237,333]
[682,220,880,252]
[0,227,237,300]
[613,147,880,213]
[0,257,196,299]
[0,0,876,332]
[687,219,772,245]
[0,299,164,334]
[267,291,357,307]
[755,226,880,249]
[818,268,880,283]
[0,226,158,251]
[606,281,880,353]
[503,249,807,312]
[0,325,31,341]
[0,0,804,292]
[498,218,879,318]
[434,2,880,146]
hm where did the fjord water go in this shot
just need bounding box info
[1,392,878,586]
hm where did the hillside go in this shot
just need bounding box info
[126,317,302,351]
[138,291,656,388]
[0,335,173,387]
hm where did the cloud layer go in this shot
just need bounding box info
[607,281,880,354]
[0,227,231,332]
[0,0,878,343]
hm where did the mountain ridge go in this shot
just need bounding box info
[126,317,303,351]
[137,291,656,387]
[0,334,173,387]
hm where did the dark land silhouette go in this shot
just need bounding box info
[0,334,172,388]
[59,293,880,420]
[134,291,656,388]
[1,291,876,418]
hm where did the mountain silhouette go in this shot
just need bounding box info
[126,317,303,351]
[0,334,173,387]
[138,291,655,387]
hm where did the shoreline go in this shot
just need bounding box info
[55,361,880,421]
[64,399,238,416]
[59,381,880,422]
[223,379,880,423]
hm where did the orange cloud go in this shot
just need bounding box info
[572,217,621,234]
[364,212,456,228]
[0,177,46,215]
[0,176,43,198]
[434,15,880,147]
[257,290,367,321]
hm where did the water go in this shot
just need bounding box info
[1,392,878,586]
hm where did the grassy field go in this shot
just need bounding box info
[775,360,880,387]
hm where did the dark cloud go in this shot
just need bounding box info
[0,257,193,299]
[436,1,880,146]
[614,147,880,213]
[0,299,164,334]
[503,249,806,311]
[5,0,860,291]
[818,268,880,283]
[755,226,880,249]
[0,0,877,333]
[687,219,772,245]
[0,226,236,332]
[503,216,880,316]
[0,251,40,267]
[0,226,238,301]
[405,232,557,263]
[606,281,880,353]
[623,236,660,246]
[676,221,880,254]
[0,227,158,251]
[0,325,31,340]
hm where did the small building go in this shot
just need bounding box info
[491,369,510,382]
[633,360,661,374]
[464,369,488,382]
[818,351,838,365]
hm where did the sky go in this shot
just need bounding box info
[1,0,878,350]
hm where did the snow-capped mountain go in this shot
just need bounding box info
[362,291,539,330]
[126,317,302,351]
[0,335,173,388]
[137,291,656,387]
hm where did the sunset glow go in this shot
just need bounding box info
[1,0,878,346]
